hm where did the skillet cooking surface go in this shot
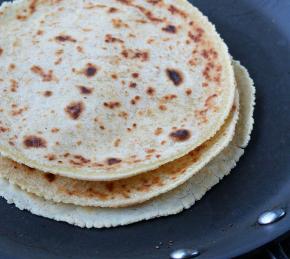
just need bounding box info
[0,0,289,258]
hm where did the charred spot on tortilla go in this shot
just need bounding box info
[44,173,56,182]
[55,35,77,43]
[146,87,155,96]
[78,86,93,95]
[83,63,98,77]
[166,69,183,86]
[107,158,122,166]
[108,7,118,13]
[170,129,191,142]
[129,82,137,88]
[30,65,57,82]
[162,25,177,33]
[185,89,192,95]
[168,5,187,18]
[103,101,121,109]
[45,154,56,161]
[23,135,47,148]
[65,101,84,120]
[43,90,53,97]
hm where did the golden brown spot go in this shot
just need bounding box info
[146,87,155,96]
[45,154,56,161]
[36,30,43,36]
[130,96,141,105]
[0,127,9,133]
[23,135,47,148]
[16,15,27,21]
[11,106,28,116]
[55,49,64,56]
[195,109,208,124]
[108,7,118,13]
[154,127,163,136]
[43,90,53,97]
[30,66,57,82]
[138,7,164,22]
[201,48,218,60]
[73,155,90,164]
[83,188,109,200]
[132,73,139,78]
[145,148,155,154]
[162,94,177,101]
[168,5,187,18]
[103,101,121,109]
[28,0,37,14]
[170,129,191,142]
[121,49,149,62]
[44,173,56,182]
[105,34,124,43]
[202,82,209,88]
[115,0,132,4]
[147,38,154,44]
[166,69,183,86]
[205,94,218,109]
[78,86,93,95]
[51,128,59,133]
[55,35,76,43]
[159,105,167,111]
[185,89,192,95]
[10,79,18,92]
[147,0,163,5]
[112,18,128,28]
[107,158,122,166]
[9,64,16,71]
[0,48,3,56]
[118,111,128,119]
[188,28,204,43]
[111,74,118,80]
[65,101,84,120]
[63,152,70,158]
[76,46,84,53]
[162,25,177,33]
[129,82,137,88]
[84,3,107,9]
[231,104,237,112]
[114,138,121,147]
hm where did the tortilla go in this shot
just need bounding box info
[0,90,238,208]
[0,0,235,180]
[0,61,255,227]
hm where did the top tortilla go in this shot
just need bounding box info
[0,0,235,180]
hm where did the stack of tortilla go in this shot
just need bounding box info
[0,0,255,228]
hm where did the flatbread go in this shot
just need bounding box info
[0,61,255,227]
[0,91,238,208]
[0,0,235,180]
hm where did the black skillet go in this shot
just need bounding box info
[0,0,289,258]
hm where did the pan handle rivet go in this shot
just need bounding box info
[258,208,286,225]
[170,249,199,259]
